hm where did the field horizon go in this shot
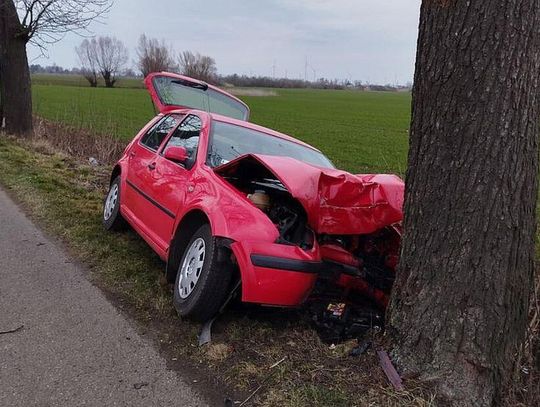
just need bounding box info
[31,74,411,175]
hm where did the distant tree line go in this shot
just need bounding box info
[30,64,136,77]
[219,74,409,91]
[66,34,221,87]
[28,33,412,92]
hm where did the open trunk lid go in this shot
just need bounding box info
[144,72,250,121]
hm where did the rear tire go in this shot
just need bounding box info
[173,224,232,322]
[103,176,126,231]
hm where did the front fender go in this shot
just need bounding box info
[174,171,279,244]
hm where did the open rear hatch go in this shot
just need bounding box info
[144,72,250,121]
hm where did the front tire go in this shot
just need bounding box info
[173,224,232,322]
[103,176,126,231]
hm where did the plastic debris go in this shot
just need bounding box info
[377,350,403,390]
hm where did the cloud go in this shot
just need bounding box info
[27,0,420,84]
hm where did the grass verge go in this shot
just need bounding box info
[0,133,436,406]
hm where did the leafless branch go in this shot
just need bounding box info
[75,38,97,86]
[75,35,127,87]
[14,0,112,45]
[136,34,177,77]
[178,50,218,83]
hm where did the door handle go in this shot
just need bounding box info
[148,162,156,170]
[129,151,136,157]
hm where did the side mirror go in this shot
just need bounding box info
[164,146,188,163]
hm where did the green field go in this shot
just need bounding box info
[32,75,411,174]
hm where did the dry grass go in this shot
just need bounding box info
[502,267,540,407]
[32,116,125,165]
[205,343,235,362]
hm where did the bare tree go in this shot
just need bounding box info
[0,0,111,135]
[136,34,176,77]
[75,38,98,87]
[388,1,540,406]
[94,36,128,88]
[178,50,217,83]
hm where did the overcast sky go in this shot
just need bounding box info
[27,0,421,85]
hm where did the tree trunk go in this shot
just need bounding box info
[0,0,6,129]
[388,1,540,406]
[83,73,98,87]
[0,62,4,128]
[102,71,115,88]
[1,38,32,134]
[0,0,32,135]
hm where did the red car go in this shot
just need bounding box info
[103,72,404,323]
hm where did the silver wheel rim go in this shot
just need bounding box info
[178,238,206,299]
[104,183,119,221]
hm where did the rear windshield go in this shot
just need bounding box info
[152,76,248,121]
[207,120,334,169]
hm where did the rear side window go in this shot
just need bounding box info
[140,115,181,151]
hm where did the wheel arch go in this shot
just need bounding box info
[166,209,214,283]
[110,164,122,185]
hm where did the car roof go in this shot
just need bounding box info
[167,108,323,154]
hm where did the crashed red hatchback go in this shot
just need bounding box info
[103,72,404,326]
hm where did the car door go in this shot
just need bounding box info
[145,114,203,247]
[125,114,182,248]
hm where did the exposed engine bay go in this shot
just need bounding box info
[217,155,402,342]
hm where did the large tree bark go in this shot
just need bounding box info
[0,0,32,135]
[0,61,4,128]
[388,1,540,406]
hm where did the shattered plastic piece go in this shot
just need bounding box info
[349,340,372,357]
[327,303,346,317]
[377,350,403,391]
[198,280,241,346]
[198,318,215,346]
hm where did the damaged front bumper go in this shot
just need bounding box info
[231,240,365,307]
[231,241,320,306]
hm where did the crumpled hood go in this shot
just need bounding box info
[215,154,404,235]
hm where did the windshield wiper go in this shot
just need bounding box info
[230,145,243,156]
[172,79,208,91]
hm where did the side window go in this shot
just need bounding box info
[140,115,180,151]
[162,115,202,163]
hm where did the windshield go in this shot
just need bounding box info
[207,120,334,169]
[152,76,249,121]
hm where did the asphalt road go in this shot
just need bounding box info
[0,187,208,407]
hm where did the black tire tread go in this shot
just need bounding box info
[102,176,127,231]
[173,225,232,322]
